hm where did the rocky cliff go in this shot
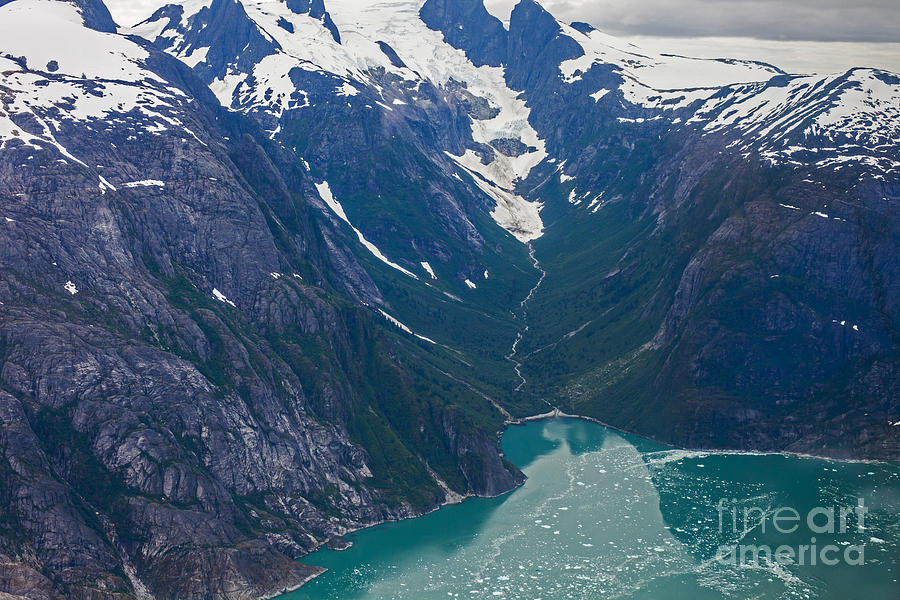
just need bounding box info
[0,1,522,598]
[1,0,898,597]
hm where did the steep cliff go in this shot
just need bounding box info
[1,0,899,597]
[0,2,522,598]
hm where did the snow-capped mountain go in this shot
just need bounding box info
[132,0,900,225]
[0,1,525,598]
[0,0,190,166]
[0,0,898,598]
[131,0,548,243]
[688,68,900,174]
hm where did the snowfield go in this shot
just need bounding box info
[132,0,547,242]
[0,0,194,192]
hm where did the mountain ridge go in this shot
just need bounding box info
[0,0,898,598]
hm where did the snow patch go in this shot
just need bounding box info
[315,181,417,279]
[212,288,236,307]
[560,23,779,95]
[337,81,359,96]
[123,179,164,188]
[98,176,117,194]
[590,89,609,102]
[420,261,437,279]
[180,45,209,68]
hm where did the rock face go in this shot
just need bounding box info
[419,0,508,68]
[0,2,522,598]
[417,0,899,458]
[1,0,899,597]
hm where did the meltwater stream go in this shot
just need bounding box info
[283,419,899,600]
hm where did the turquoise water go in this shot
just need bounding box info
[284,418,900,599]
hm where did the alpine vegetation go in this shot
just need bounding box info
[0,0,897,598]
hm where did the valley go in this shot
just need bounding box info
[0,0,897,597]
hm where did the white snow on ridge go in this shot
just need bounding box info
[133,0,547,242]
[314,181,418,279]
[378,309,436,344]
[688,69,900,170]
[550,11,900,171]
[559,23,781,101]
[818,69,900,132]
[1,0,160,83]
[0,0,191,158]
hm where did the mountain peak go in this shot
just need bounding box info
[420,0,508,67]
[285,0,340,42]
[74,0,117,31]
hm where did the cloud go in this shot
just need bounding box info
[625,36,900,75]
[110,0,900,44]
[541,0,900,43]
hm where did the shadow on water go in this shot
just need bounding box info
[286,485,513,599]
[499,420,563,469]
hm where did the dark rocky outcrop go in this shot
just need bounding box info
[285,0,340,43]
[139,0,279,85]
[419,0,508,67]
[0,3,523,597]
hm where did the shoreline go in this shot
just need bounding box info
[509,407,895,465]
[261,568,325,600]
[269,406,894,598]
[270,483,485,598]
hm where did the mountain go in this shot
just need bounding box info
[0,1,524,598]
[131,0,900,454]
[0,0,898,597]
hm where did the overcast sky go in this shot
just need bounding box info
[532,0,900,73]
[107,0,900,74]
[536,0,900,43]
